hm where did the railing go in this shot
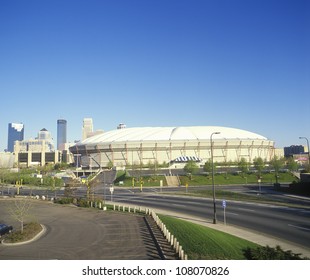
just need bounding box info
[111,204,188,260]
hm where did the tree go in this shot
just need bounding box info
[286,157,298,172]
[203,160,212,174]
[8,199,33,233]
[184,161,199,179]
[253,157,265,178]
[270,156,284,184]
[238,158,249,177]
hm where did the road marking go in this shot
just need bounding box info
[172,203,183,207]
[288,224,310,231]
[227,212,239,216]
[237,208,255,212]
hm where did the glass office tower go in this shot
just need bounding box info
[57,119,67,150]
[7,123,24,152]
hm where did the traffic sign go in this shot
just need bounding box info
[222,200,227,225]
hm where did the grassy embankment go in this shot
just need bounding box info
[158,215,307,260]
[115,171,296,187]
[159,214,258,259]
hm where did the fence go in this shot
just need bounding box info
[111,204,188,260]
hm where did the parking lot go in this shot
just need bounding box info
[0,199,160,260]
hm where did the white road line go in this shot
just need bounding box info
[237,208,255,212]
[227,212,239,216]
[288,224,310,231]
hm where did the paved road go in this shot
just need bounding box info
[0,199,162,260]
[103,187,310,252]
[2,183,310,255]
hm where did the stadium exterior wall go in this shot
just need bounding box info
[70,127,275,168]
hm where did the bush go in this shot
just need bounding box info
[5,222,42,243]
[76,198,90,208]
[54,197,73,204]
[243,245,308,260]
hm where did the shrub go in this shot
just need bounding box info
[54,197,73,204]
[243,245,308,260]
[5,222,42,243]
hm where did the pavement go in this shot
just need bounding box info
[1,197,309,259]
[0,199,164,260]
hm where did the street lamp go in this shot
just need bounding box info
[88,155,104,204]
[73,154,81,178]
[299,137,310,165]
[211,131,221,224]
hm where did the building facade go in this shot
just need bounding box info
[284,145,305,157]
[70,126,275,169]
[82,118,94,140]
[7,122,24,152]
[57,119,67,150]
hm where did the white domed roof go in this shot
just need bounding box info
[79,126,267,145]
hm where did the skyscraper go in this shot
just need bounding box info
[7,122,24,152]
[82,118,93,140]
[57,119,67,150]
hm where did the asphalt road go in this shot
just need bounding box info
[0,199,162,260]
[100,186,310,250]
[2,183,310,252]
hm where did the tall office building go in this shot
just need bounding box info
[57,119,67,150]
[82,118,93,140]
[7,122,24,152]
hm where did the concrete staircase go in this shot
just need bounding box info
[165,175,180,186]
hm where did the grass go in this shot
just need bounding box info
[114,171,296,187]
[4,222,42,243]
[177,188,276,203]
[159,215,259,259]
[179,172,296,186]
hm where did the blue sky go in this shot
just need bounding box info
[0,0,309,151]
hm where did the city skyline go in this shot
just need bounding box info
[0,0,309,151]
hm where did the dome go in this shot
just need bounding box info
[78,126,267,145]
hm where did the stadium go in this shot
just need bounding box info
[69,126,275,169]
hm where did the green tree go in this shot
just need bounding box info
[238,158,248,178]
[270,156,284,184]
[286,157,298,172]
[184,161,199,179]
[203,160,212,173]
[253,157,265,178]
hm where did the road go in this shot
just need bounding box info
[96,185,310,251]
[2,183,310,252]
[0,200,164,260]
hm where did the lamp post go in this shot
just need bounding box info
[88,155,104,204]
[211,131,221,224]
[73,154,81,178]
[299,137,310,165]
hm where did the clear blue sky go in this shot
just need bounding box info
[0,0,309,151]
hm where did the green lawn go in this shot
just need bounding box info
[159,215,259,260]
[179,172,296,186]
[114,171,296,187]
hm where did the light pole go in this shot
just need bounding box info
[73,154,81,178]
[299,137,310,165]
[211,131,221,224]
[88,155,104,204]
